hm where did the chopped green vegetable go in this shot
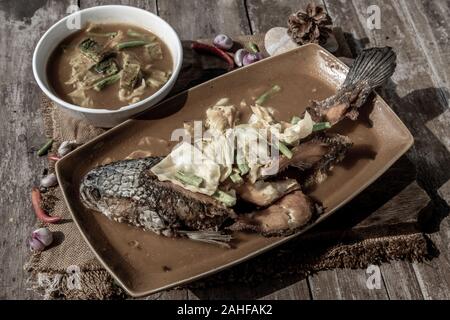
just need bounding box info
[127,30,144,37]
[291,116,301,125]
[37,139,53,156]
[230,173,243,184]
[94,57,119,76]
[79,38,105,63]
[127,29,156,41]
[120,63,142,90]
[93,73,121,91]
[117,40,149,50]
[145,42,163,60]
[248,42,260,53]
[312,122,331,132]
[278,142,293,159]
[237,162,250,175]
[175,171,203,187]
[87,32,117,39]
[213,190,237,207]
[255,84,281,105]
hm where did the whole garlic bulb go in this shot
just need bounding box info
[29,227,53,251]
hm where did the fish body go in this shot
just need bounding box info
[79,47,397,244]
[80,157,235,238]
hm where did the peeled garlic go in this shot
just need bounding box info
[40,173,57,188]
[57,140,77,157]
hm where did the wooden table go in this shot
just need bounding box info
[1,0,449,300]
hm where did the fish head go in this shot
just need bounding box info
[79,158,160,218]
[79,166,111,212]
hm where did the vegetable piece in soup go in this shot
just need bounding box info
[46,23,173,110]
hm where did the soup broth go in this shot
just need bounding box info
[47,23,173,110]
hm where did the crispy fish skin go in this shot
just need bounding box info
[80,157,235,237]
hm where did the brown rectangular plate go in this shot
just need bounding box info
[56,44,413,297]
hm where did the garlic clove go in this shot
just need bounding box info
[234,48,249,67]
[32,227,53,246]
[40,173,58,188]
[213,34,233,51]
[242,53,262,66]
[57,140,77,157]
[29,237,46,252]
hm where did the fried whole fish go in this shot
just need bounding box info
[80,157,235,247]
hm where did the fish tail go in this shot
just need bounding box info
[343,47,397,90]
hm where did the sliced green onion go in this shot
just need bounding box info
[312,122,331,132]
[230,173,243,184]
[237,162,250,175]
[87,32,117,39]
[255,84,281,105]
[127,30,144,37]
[278,142,293,159]
[175,171,203,187]
[117,40,148,50]
[291,116,301,125]
[37,139,53,156]
[248,42,260,53]
[213,190,237,207]
[93,73,121,91]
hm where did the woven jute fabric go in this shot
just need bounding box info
[24,34,435,300]
[23,95,436,300]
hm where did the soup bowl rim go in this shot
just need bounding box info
[32,5,183,115]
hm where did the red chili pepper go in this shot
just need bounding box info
[191,42,235,71]
[31,187,61,223]
[48,155,61,162]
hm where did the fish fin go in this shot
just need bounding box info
[179,230,233,248]
[343,47,397,90]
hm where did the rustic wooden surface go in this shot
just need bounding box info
[0,0,449,300]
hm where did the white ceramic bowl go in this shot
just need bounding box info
[33,5,183,128]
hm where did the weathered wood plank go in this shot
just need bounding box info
[186,279,311,300]
[309,270,343,299]
[311,268,390,299]
[380,261,424,300]
[0,0,76,299]
[324,0,450,301]
[246,0,321,34]
[259,280,311,300]
[144,289,188,300]
[79,0,157,12]
[400,0,450,90]
[157,0,251,40]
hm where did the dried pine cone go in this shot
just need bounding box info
[287,3,332,45]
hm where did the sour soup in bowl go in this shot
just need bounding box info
[33,5,183,128]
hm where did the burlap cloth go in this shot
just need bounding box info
[24,34,436,300]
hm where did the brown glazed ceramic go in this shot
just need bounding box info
[56,44,413,297]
